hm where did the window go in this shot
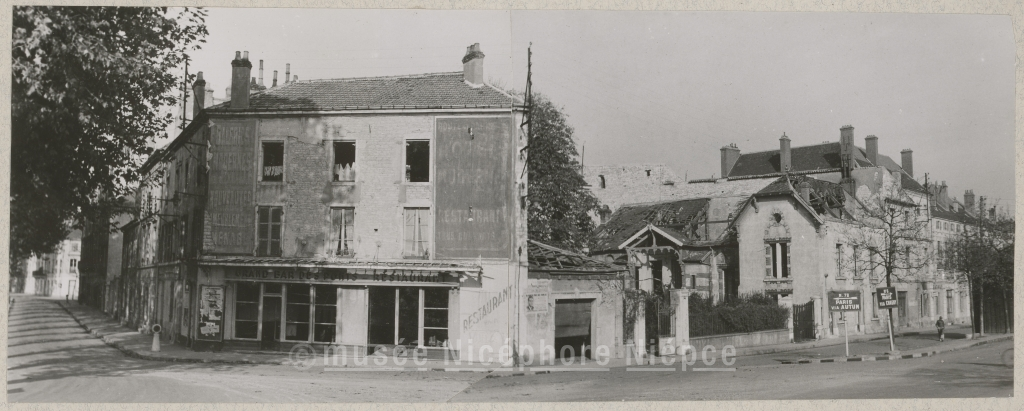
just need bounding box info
[404,208,431,258]
[262,142,284,182]
[852,245,860,277]
[234,283,260,339]
[765,242,790,278]
[423,288,449,347]
[946,290,953,315]
[405,140,430,182]
[333,141,356,182]
[330,208,355,257]
[285,284,311,341]
[598,175,606,189]
[257,206,283,256]
[313,285,338,343]
[871,292,878,318]
[835,244,844,278]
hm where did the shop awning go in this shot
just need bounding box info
[198,256,482,273]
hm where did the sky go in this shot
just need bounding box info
[170,9,1015,210]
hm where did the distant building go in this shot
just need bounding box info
[25,230,82,299]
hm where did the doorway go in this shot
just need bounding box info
[555,299,593,359]
[261,293,282,351]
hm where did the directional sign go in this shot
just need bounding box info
[877,287,898,309]
[828,291,862,312]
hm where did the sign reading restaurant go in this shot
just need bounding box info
[225,266,462,285]
[828,291,862,312]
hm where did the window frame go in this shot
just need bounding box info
[260,140,286,183]
[403,207,432,259]
[403,139,432,184]
[764,240,791,279]
[331,140,357,183]
[329,207,356,257]
[256,206,284,257]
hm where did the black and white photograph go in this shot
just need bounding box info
[6,5,1017,404]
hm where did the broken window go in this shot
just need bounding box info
[333,141,356,182]
[330,207,355,257]
[404,208,430,258]
[262,142,284,182]
[257,206,283,256]
[405,140,430,183]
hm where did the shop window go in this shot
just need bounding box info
[313,285,338,343]
[423,288,449,347]
[330,208,355,257]
[405,140,430,183]
[234,283,260,339]
[285,284,311,341]
[404,208,431,258]
[765,242,791,278]
[262,142,284,182]
[333,141,356,182]
[257,206,283,257]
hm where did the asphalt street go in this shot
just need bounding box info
[6,296,1014,402]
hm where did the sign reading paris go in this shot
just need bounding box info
[828,291,862,312]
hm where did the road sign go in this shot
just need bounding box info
[877,287,898,309]
[828,291,862,312]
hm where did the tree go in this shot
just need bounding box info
[10,7,208,261]
[944,213,1014,336]
[526,93,599,252]
[841,179,931,351]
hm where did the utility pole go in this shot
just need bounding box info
[180,59,190,131]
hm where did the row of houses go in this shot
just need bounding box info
[10,230,82,299]
[584,127,1009,343]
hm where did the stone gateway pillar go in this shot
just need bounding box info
[672,289,689,355]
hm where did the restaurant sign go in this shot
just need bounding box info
[225,266,462,285]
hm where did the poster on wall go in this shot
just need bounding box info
[196,285,224,341]
[434,117,515,259]
[205,120,257,254]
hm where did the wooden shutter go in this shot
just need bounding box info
[765,243,773,278]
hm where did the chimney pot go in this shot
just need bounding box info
[865,135,879,166]
[462,43,485,86]
[272,70,278,87]
[285,63,291,84]
[258,60,264,86]
[230,51,253,109]
[243,51,249,60]
[293,75,298,82]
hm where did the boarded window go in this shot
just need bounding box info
[405,140,430,182]
[262,142,284,182]
[404,208,430,258]
[330,208,355,257]
[333,141,356,182]
[257,206,283,256]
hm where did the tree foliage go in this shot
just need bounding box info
[943,213,1014,333]
[526,93,599,252]
[10,6,208,260]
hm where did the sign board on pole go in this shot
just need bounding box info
[877,287,898,309]
[828,291,862,312]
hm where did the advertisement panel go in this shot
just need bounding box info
[196,285,224,341]
[206,120,257,254]
[434,117,514,259]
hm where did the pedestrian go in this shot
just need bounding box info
[936,316,946,342]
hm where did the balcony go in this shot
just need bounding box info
[763,277,794,294]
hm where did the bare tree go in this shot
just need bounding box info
[839,180,931,351]
[944,213,1015,336]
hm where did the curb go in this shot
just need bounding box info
[778,334,1013,365]
[56,301,291,366]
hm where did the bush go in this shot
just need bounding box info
[689,292,790,337]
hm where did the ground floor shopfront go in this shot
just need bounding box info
[192,259,523,363]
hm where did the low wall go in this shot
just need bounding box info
[689,328,790,353]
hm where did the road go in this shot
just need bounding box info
[6,296,1014,402]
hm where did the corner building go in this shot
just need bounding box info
[142,45,526,362]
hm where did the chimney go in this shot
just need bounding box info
[720,143,740,178]
[258,60,264,87]
[191,71,206,118]
[462,43,485,87]
[865,135,878,166]
[779,133,791,173]
[989,207,996,219]
[839,125,856,192]
[979,196,986,219]
[204,85,213,109]
[250,77,258,92]
[272,70,278,87]
[230,51,252,109]
[798,180,811,204]
[901,149,914,177]
[964,190,975,213]
[293,75,298,83]
[285,63,290,84]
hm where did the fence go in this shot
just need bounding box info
[688,292,790,338]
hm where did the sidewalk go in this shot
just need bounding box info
[55,297,1011,373]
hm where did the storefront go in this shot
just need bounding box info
[194,260,478,358]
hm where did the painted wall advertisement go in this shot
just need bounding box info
[206,120,257,254]
[196,285,224,341]
[434,117,514,259]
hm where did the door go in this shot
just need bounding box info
[367,287,397,346]
[555,299,593,359]
[897,291,909,328]
[792,300,815,342]
[260,295,282,351]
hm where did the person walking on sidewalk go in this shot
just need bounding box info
[936,317,946,342]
